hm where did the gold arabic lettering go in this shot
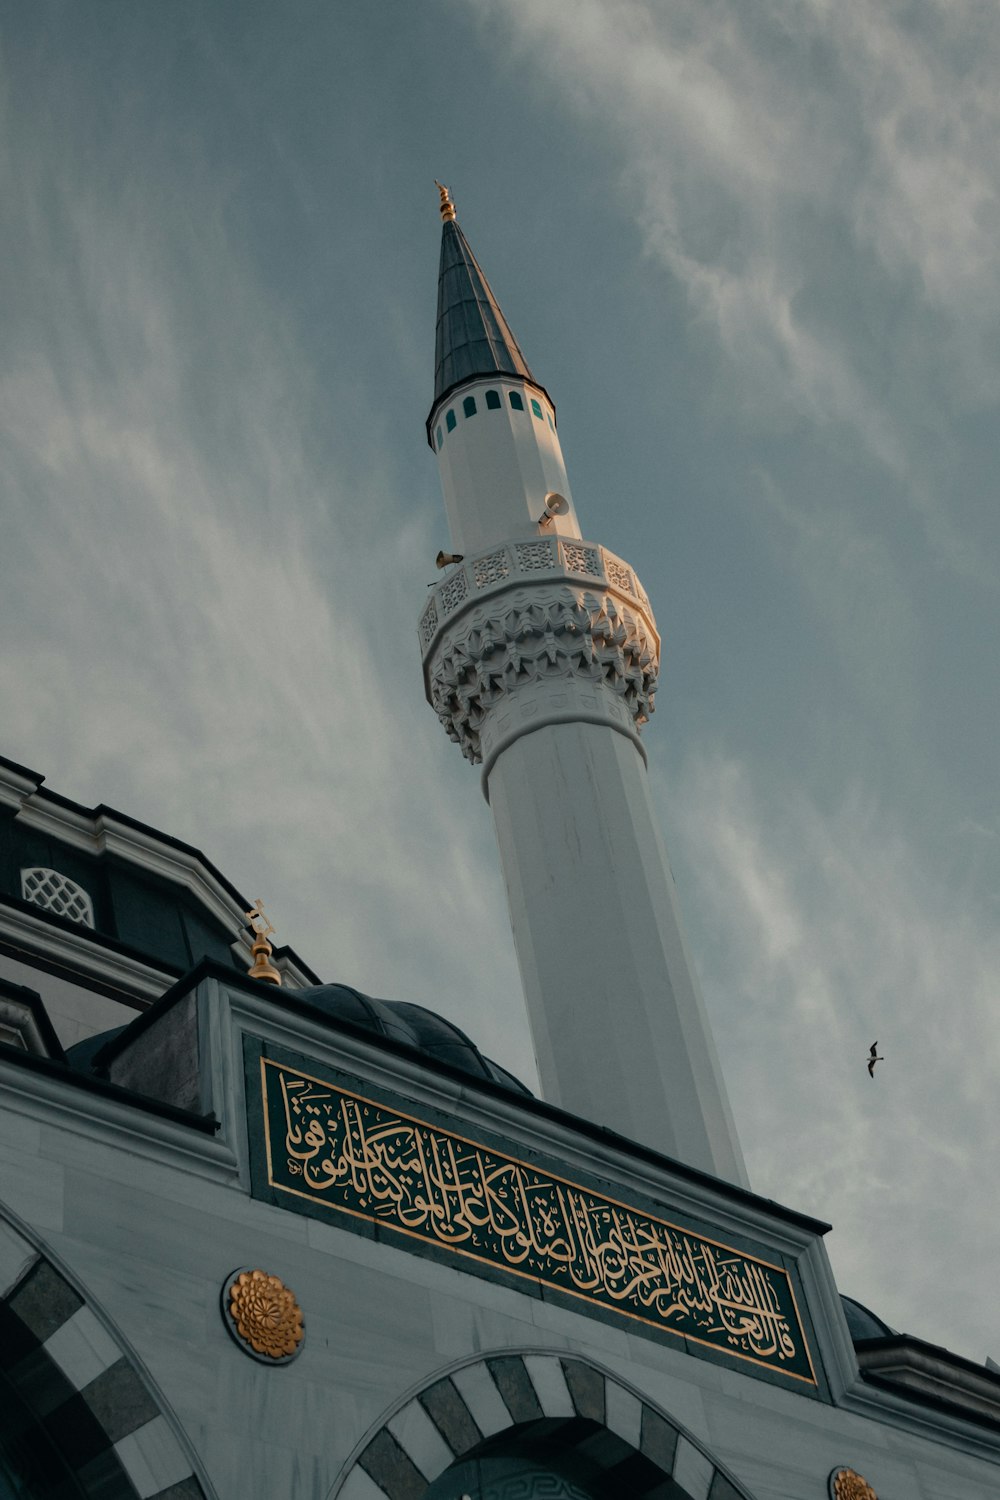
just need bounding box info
[266,1062,805,1376]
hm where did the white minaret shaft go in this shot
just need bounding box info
[420,187,748,1187]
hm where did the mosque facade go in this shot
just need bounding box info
[1,195,998,1500]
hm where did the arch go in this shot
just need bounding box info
[332,1351,755,1500]
[0,1204,215,1500]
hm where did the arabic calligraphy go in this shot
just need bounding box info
[257,1058,815,1382]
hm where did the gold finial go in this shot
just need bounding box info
[245,899,281,986]
[435,181,457,222]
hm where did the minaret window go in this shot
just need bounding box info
[530,397,543,419]
[446,409,457,432]
[508,391,524,411]
[20,868,95,929]
[463,395,477,418]
[436,425,443,448]
[485,389,501,410]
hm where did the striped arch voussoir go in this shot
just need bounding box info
[336,1351,755,1500]
[0,1214,209,1500]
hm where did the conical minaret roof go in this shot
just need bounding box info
[431,185,538,413]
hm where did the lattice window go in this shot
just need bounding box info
[515,540,556,572]
[605,558,636,596]
[420,598,439,645]
[562,543,600,577]
[21,868,95,928]
[439,569,469,614]
[473,549,510,588]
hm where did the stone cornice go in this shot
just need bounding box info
[420,537,660,768]
[13,796,248,936]
[840,1366,1000,1462]
[0,758,42,811]
[3,767,318,988]
[0,898,174,1004]
[0,897,312,1007]
[856,1337,1000,1428]
[0,1049,236,1186]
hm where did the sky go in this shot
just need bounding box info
[2,1,998,1364]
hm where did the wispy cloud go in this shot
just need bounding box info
[0,54,533,1082]
[657,748,1000,1358]
[5,2,998,1367]
[486,0,1000,576]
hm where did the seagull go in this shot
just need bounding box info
[867,1042,884,1078]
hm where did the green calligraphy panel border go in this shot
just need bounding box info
[245,1042,818,1388]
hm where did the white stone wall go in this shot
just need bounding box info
[0,983,997,1500]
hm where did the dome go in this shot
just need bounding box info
[840,1294,896,1343]
[65,1026,127,1073]
[293,983,533,1095]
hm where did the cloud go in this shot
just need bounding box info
[751,465,921,732]
[656,747,1000,1358]
[0,46,535,1084]
[484,0,1000,576]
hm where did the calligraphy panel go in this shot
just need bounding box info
[249,1050,817,1386]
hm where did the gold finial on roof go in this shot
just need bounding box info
[246,898,282,986]
[435,181,457,222]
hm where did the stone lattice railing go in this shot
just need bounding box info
[420,537,661,767]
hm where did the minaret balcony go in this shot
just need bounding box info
[420,537,661,780]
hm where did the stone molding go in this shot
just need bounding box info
[15,796,254,939]
[0,897,173,1004]
[0,1048,237,1186]
[856,1336,1000,1426]
[3,768,297,967]
[420,538,660,770]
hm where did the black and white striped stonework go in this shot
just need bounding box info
[0,1219,208,1500]
[336,1353,752,1500]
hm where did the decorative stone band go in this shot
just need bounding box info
[0,1214,211,1500]
[419,538,660,781]
[333,1352,754,1500]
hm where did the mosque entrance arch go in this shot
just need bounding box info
[0,1203,213,1500]
[335,1351,756,1500]
[422,1415,675,1499]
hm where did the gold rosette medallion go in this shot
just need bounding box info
[829,1469,877,1500]
[222,1268,304,1364]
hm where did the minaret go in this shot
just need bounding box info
[420,187,748,1188]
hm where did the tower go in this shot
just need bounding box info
[420,189,748,1187]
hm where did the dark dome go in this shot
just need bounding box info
[293,983,533,1095]
[841,1294,896,1343]
[65,1026,127,1074]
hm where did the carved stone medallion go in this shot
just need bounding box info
[829,1468,878,1500]
[221,1267,304,1363]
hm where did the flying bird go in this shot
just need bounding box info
[867,1042,884,1078]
